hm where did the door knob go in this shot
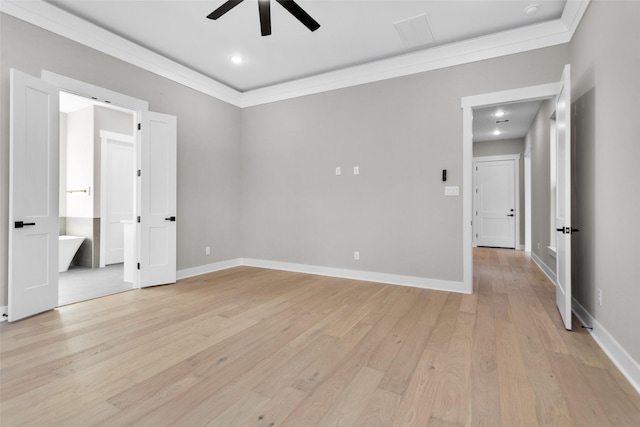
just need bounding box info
[165,216,176,221]
[14,221,36,228]
[507,214,514,217]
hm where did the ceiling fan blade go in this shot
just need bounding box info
[275,0,320,32]
[207,0,244,20]
[259,0,272,36]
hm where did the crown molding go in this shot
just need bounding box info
[1,0,590,108]
[0,0,243,106]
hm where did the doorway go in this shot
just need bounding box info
[461,80,561,294]
[58,91,137,306]
[461,65,573,330]
[8,69,178,322]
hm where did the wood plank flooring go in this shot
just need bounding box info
[1,248,639,426]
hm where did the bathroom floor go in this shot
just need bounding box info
[59,263,133,306]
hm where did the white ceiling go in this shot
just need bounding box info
[473,99,544,142]
[45,0,568,92]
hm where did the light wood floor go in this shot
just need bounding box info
[1,248,639,426]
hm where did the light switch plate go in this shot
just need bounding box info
[444,186,459,196]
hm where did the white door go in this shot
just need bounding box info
[8,69,59,322]
[100,132,135,266]
[138,111,177,287]
[475,159,516,248]
[555,64,573,330]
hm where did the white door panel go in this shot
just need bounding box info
[9,69,59,321]
[475,159,516,248]
[555,64,573,330]
[101,133,134,266]
[139,111,177,287]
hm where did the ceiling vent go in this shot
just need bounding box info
[394,14,435,49]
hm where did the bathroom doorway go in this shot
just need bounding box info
[58,91,137,305]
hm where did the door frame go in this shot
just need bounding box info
[99,130,136,268]
[472,154,520,250]
[42,71,148,288]
[461,81,560,293]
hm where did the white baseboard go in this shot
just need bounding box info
[572,298,640,395]
[241,258,469,294]
[531,251,557,287]
[177,258,243,280]
[1,306,7,322]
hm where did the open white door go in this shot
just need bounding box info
[138,111,177,287]
[8,69,59,321]
[100,131,135,266]
[555,64,573,330]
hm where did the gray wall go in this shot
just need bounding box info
[569,1,640,363]
[526,99,557,272]
[240,46,570,281]
[0,13,242,306]
[473,138,526,246]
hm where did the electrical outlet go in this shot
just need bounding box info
[205,246,211,256]
[354,251,360,260]
[335,167,341,176]
[353,166,360,175]
[597,289,603,306]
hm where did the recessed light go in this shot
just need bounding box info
[525,4,540,15]
[494,110,505,117]
[493,130,501,136]
[229,55,244,64]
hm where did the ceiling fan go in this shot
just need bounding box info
[207,0,321,36]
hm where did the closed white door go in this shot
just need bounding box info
[139,111,177,287]
[8,69,59,321]
[475,159,516,248]
[101,132,135,266]
[555,64,573,330]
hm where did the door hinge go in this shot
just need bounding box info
[138,123,141,130]
[137,263,140,270]
[137,216,141,223]
[137,169,141,177]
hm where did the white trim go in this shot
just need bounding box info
[572,298,640,396]
[42,71,149,111]
[0,306,7,322]
[177,259,243,281]
[473,154,521,250]
[1,0,590,108]
[524,150,532,252]
[547,245,557,259]
[462,82,560,293]
[531,251,557,287]
[0,1,241,106]
[177,258,469,295]
[517,245,525,251]
[241,259,470,294]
